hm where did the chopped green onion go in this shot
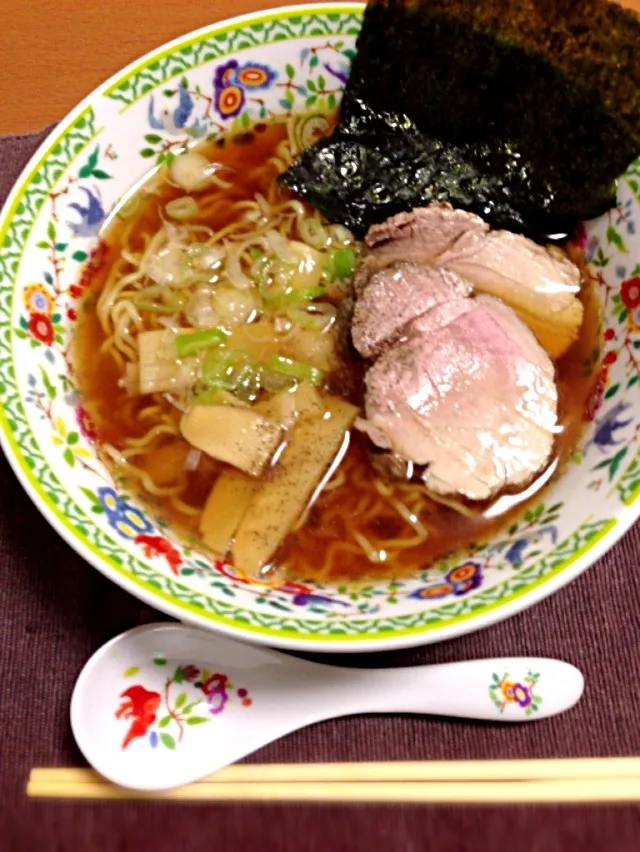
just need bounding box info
[175,328,226,357]
[299,217,329,249]
[201,349,240,384]
[187,242,223,270]
[286,305,335,332]
[272,259,297,290]
[327,223,354,246]
[265,355,324,387]
[294,286,326,301]
[264,286,326,310]
[144,242,189,287]
[293,115,330,156]
[249,246,263,262]
[232,363,261,402]
[325,247,356,280]
[200,349,258,399]
[133,301,179,315]
[170,151,227,193]
[266,229,300,263]
[333,248,356,279]
[252,255,274,290]
[134,288,183,314]
[192,388,251,407]
[165,197,200,220]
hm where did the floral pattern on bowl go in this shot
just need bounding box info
[0,3,638,651]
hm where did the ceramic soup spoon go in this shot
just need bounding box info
[71,623,584,791]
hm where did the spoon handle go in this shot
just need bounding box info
[350,657,583,721]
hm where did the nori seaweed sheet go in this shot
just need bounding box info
[279,0,640,240]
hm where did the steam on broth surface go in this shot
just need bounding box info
[73,115,600,583]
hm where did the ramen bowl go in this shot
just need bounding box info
[1,4,639,652]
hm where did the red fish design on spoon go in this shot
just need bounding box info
[115,685,162,749]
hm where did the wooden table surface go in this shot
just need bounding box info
[1,0,639,134]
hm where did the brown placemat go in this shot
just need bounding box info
[2,127,640,852]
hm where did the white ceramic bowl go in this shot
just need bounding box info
[1,3,639,652]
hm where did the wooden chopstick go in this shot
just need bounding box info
[27,778,640,804]
[27,760,640,803]
[29,758,640,784]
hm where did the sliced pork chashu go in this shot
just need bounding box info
[359,203,583,359]
[352,262,471,358]
[359,293,558,500]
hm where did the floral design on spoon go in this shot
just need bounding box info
[489,670,542,715]
[115,654,252,751]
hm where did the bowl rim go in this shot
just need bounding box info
[0,1,638,652]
